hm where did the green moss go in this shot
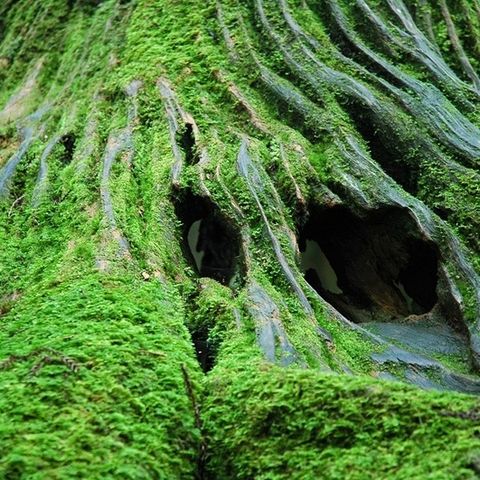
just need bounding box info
[204,364,480,479]
[0,273,202,478]
[1,0,480,477]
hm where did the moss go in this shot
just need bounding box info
[1,0,480,477]
[204,364,480,479]
[0,273,202,478]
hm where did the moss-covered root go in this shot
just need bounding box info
[0,274,203,478]
[203,363,480,480]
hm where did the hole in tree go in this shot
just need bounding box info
[60,133,76,165]
[298,205,439,323]
[173,188,244,372]
[172,188,244,287]
[177,123,200,165]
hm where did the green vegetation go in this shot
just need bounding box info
[0,0,479,477]
[0,274,202,478]
[204,363,480,479]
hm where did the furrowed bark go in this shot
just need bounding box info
[1,0,480,478]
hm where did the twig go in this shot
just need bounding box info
[181,364,206,479]
[0,347,81,375]
[8,194,25,216]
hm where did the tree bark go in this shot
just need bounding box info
[0,0,479,477]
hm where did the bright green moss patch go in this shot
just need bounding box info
[203,363,480,479]
[0,274,202,478]
[1,0,480,477]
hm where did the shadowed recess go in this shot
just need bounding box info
[172,188,243,286]
[298,205,439,323]
[342,100,420,194]
[60,133,76,165]
[191,330,214,372]
[176,123,200,165]
[172,188,244,373]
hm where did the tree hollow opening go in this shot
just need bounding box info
[173,189,243,287]
[298,205,439,323]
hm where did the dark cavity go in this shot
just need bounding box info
[172,189,243,286]
[298,205,439,323]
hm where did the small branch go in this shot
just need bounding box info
[29,355,52,376]
[181,364,206,479]
[181,364,201,431]
[0,347,81,375]
[8,194,24,216]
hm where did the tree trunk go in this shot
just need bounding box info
[0,0,480,477]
